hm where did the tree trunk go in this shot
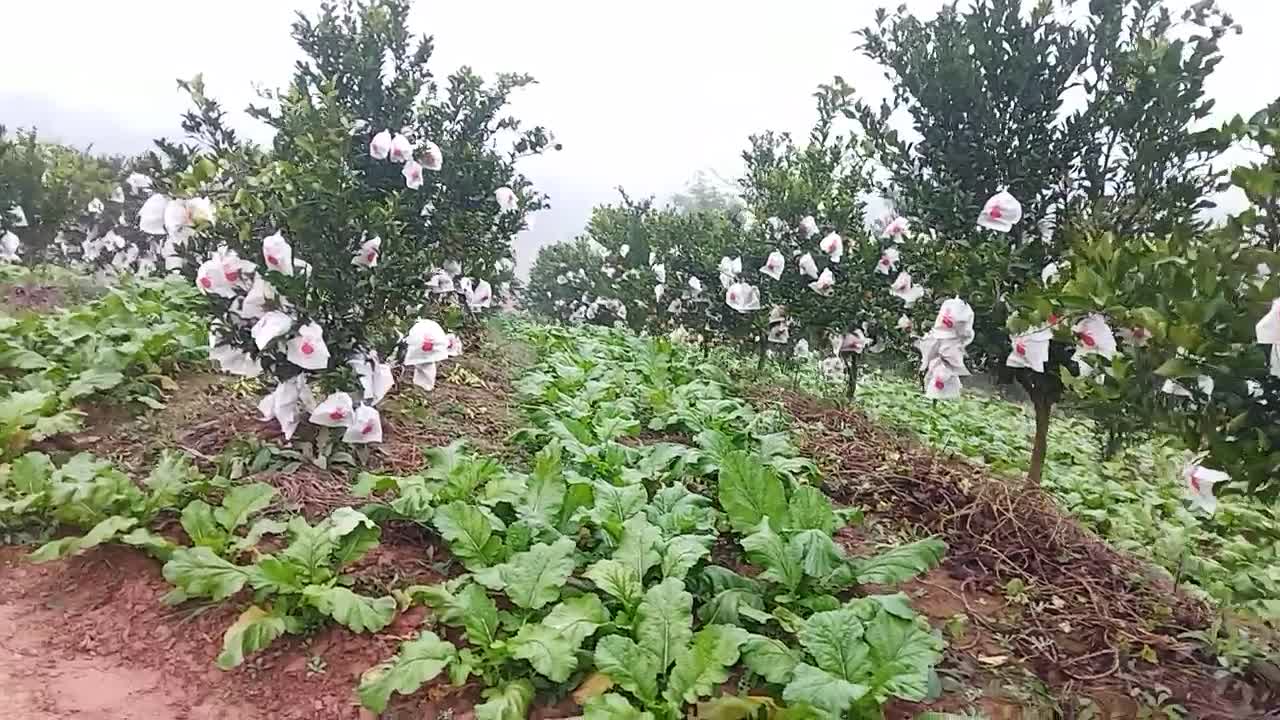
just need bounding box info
[756,332,767,372]
[844,355,859,399]
[1027,393,1052,488]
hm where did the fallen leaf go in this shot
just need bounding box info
[571,672,614,704]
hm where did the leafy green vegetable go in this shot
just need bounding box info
[584,693,656,720]
[478,537,577,610]
[358,631,457,713]
[665,624,749,704]
[216,606,291,670]
[718,450,788,534]
[475,679,535,720]
[162,546,251,601]
[636,578,694,671]
[509,623,579,682]
[852,538,945,585]
[595,635,662,704]
[782,663,869,718]
[740,519,803,592]
[303,586,395,633]
[433,501,505,570]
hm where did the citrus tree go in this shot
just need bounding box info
[145,0,554,444]
[527,193,741,339]
[0,127,122,267]
[1010,101,1280,502]
[849,0,1235,483]
[734,79,926,395]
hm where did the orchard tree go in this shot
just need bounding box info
[850,0,1236,483]
[0,127,119,266]
[527,193,742,338]
[1012,100,1280,500]
[669,170,742,215]
[736,80,916,396]
[147,0,554,445]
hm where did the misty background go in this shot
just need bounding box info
[3,1,1278,273]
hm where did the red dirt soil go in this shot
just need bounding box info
[0,542,474,719]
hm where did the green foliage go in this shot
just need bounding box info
[1,450,202,560]
[358,321,943,716]
[851,0,1234,377]
[0,275,206,458]
[158,0,554,400]
[358,630,457,713]
[780,360,1280,627]
[0,126,121,266]
[164,506,393,667]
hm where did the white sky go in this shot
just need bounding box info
[2,1,1278,270]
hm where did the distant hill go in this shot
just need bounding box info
[1,92,174,156]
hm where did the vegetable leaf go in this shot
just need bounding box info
[852,537,945,584]
[475,679,535,720]
[863,610,944,702]
[740,518,802,592]
[594,635,661,704]
[303,585,396,633]
[181,500,228,552]
[510,622,579,682]
[216,605,289,669]
[741,634,800,684]
[786,486,837,533]
[585,559,645,613]
[665,624,749,704]
[493,537,578,610]
[661,534,712,580]
[28,515,138,562]
[798,607,868,680]
[782,663,869,719]
[542,593,610,647]
[584,693,655,720]
[636,577,693,670]
[213,482,276,532]
[358,631,457,713]
[717,450,788,534]
[433,501,506,570]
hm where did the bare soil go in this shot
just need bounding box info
[2,283,67,314]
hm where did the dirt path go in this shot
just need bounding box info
[0,546,349,720]
[0,602,184,719]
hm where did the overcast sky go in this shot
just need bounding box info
[3,0,1278,270]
